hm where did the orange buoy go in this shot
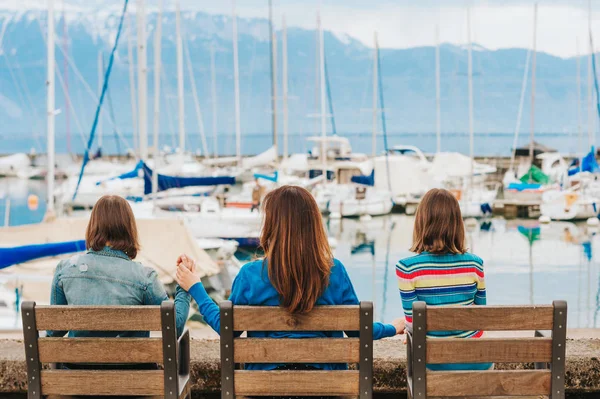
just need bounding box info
[27,194,39,211]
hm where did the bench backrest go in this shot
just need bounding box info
[407,300,567,399]
[21,301,190,398]
[219,301,374,398]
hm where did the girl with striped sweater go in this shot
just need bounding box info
[396,188,492,370]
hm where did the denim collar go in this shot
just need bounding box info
[89,246,130,261]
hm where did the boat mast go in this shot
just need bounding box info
[372,32,378,158]
[529,3,538,168]
[467,8,474,194]
[175,0,185,153]
[508,48,531,173]
[232,0,242,164]
[61,2,70,156]
[46,0,56,216]
[577,38,583,158]
[282,15,289,163]
[97,51,103,151]
[210,44,218,158]
[137,0,148,160]
[588,0,594,149]
[127,15,138,155]
[268,0,278,162]
[318,12,327,179]
[435,24,441,154]
[185,42,209,157]
[152,0,163,207]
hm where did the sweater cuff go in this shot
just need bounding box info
[382,323,397,338]
[188,282,211,305]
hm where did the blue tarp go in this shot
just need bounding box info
[0,240,86,270]
[351,170,375,186]
[96,160,143,185]
[507,182,542,191]
[568,147,600,176]
[142,163,235,195]
[254,171,278,182]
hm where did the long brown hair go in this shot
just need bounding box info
[86,195,140,259]
[260,186,333,314]
[410,188,467,255]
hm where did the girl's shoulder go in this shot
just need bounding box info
[398,251,484,266]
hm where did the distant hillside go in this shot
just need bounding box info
[0,8,589,155]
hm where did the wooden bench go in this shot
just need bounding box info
[406,300,567,399]
[21,301,191,398]
[219,301,374,398]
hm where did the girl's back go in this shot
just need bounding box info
[397,251,486,338]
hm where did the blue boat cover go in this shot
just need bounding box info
[96,160,144,185]
[507,182,542,191]
[351,170,375,186]
[142,163,235,195]
[568,147,600,176]
[0,240,86,270]
[254,171,278,182]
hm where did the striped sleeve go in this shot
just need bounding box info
[396,260,417,331]
[474,261,487,305]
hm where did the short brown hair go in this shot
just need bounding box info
[410,188,467,255]
[85,195,140,259]
[261,186,333,314]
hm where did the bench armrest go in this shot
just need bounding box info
[178,329,190,376]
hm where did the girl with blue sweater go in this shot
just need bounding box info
[176,185,405,370]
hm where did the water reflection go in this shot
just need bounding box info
[328,215,600,328]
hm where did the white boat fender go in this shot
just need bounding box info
[539,215,551,224]
[360,214,372,222]
[587,217,600,227]
[329,212,342,220]
[405,204,417,215]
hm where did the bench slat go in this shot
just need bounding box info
[426,306,554,331]
[233,306,360,331]
[427,338,553,364]
[40,370,164,396]
[38,338,164,364]
[35,306,163,331]
[234,370,359,396]
[427,370,551,397]
[234,338,359,363]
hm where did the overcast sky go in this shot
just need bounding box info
[2,0,599,58]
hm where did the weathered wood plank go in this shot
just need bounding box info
[427,338,553,364]
[233,306,360,331]
[234,370,359,396]
[38,338,163,364]
[426,305,554,331]
[35,306,162,331]
[234,338,359,363]
[40,370,164,396]
[427,370,551,397]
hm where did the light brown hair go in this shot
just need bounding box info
[410,188,467,255]
[260,186,333,314]
[85,195,140,259]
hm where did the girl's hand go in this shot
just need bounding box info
[391,318,406,335]
[177,254,196,272]
[175,263,201,291]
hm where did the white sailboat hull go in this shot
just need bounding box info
[540,190,598,221]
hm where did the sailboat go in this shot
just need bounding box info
[310,26,393,217]
[541,1,600,221]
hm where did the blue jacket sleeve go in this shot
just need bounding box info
[337,260,396,339]
[188,267,249,336]
[146,270,191,337]
[47,260,68,337]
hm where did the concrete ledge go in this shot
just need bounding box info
[1,338,599,394]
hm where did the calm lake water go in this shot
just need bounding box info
[1,178,599,329]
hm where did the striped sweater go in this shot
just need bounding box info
[396,251,486,339]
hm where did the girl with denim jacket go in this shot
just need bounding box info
[48,195,190,338]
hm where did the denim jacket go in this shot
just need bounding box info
[47,246,190,338]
